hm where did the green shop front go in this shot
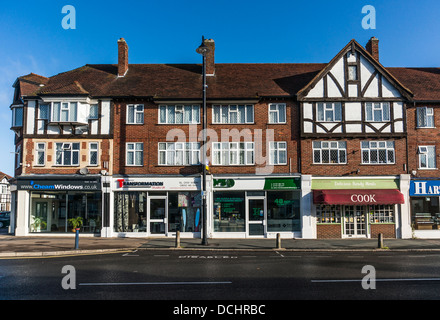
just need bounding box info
[312,177,406,239]
[212,176,301,238]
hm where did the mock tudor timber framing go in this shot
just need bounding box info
[298,39,412,138]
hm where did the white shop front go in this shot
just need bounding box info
[110,175,204,238]
[211,175,301,238]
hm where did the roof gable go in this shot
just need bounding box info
[297,39,413,100]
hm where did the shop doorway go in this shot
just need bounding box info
[148,197,167,236]
[344,205,367,237]
[247,197,265,237]
[32,201,49,232]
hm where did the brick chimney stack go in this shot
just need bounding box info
[118,38,129,77]
[204,38,215,76]
[366,37,379,61]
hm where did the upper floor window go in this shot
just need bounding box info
[89,142,99,166]
[127,104,144,124]
[365,102,390,122]
[361,141,395,164]
[212,142,254,165]
[35,143,46,166]
[418,146,436,169]
[348,65,358,81]
[159,105,200,124]
[213,105,254,124]
[89,104,99,120]
[55,142,80,166]
[38,104,50,120]
[126,142,143,166]
[52,102,78,122]
[11,106,23,127]
[313,141,347,164]
[317,102,342,122]
[268,103,286,124]
[158,142,200,166]
[269,142,287,165]
[416,107,434,128]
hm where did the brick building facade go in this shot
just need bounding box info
[8,37,440,239]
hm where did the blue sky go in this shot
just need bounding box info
[0,0,440,176]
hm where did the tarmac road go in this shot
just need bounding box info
[1,248,440,302]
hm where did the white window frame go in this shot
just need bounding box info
[158,142,200,166]
[268,103,286,124]
[313,141,347,164]
[317,102,342,122]
[159,105,200,124]
[365,102,390,122]
[89,142,99,166]
[11,106,23,127]
[126,104,144,124]
[418,145,437,169]
[55,142,80,166]
[212,142,254,165]
[89,104,99,120]
[361,141,395,165]
[38,104,50,120]
[35,142,46,166]
[416,107,434,128]
[51,102,78,122]
[126,142,143,166]
[15,145,21,168]
[212,105,254,124]
[269,142,287,165]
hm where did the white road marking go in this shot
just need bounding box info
[79,281,232,286]
[312,277,440,283]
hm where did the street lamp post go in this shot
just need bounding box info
[196,36,209,246]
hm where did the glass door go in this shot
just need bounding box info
[344,205,367,237]
[247,198,265,237]
[32,201,49,232]
[148,197,167,235]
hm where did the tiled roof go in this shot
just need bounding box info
[35,63,326,99]
[19,63,440,102]
[387,67,440,101]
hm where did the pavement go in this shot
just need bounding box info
[2,230,440,257]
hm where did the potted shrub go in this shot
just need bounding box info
[68,216,83,232]
[31,217,47,232]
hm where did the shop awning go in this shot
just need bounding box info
[313,189,404,205]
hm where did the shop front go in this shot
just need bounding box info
[410,179,440,238]
[13,175,102,236]
[111,176,202,238]
[212,176,301,238]
[312,178,405,239]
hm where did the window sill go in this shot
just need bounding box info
[312,163,347,165]
[416,127,436,129]
[417,168,439,170]
[157,123,201,125]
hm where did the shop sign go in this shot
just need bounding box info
[213,178,300,190]
[410,180,440,196]
[17,178,101,191]
[116,178,200,190]
[312,178,399,190]
[263,178,300,190]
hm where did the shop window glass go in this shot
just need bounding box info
[316,205,342,224]
[168,192,202,232]
[213,192,245,232]
[114,192,147,232]
[411,197,440,230]
[267,191,301,232]
[30,192,101,233]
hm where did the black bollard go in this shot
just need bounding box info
[378,233,383,249]
[175,230,181,248]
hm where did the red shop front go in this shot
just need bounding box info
[313,189,404,238]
